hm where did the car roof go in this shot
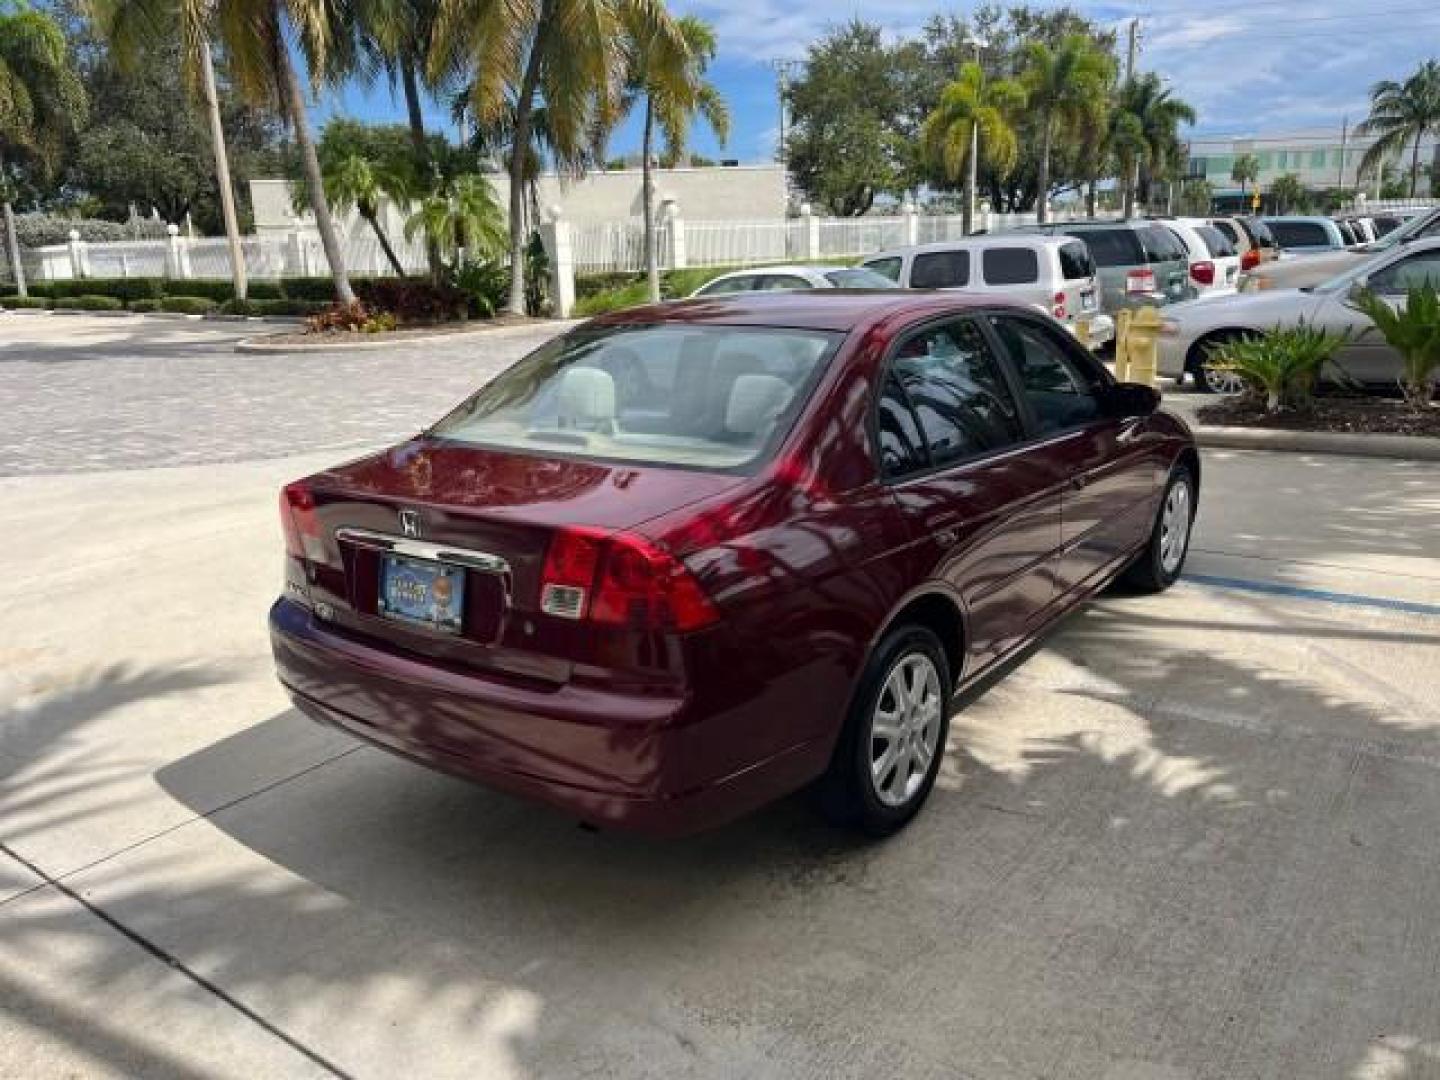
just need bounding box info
[590,290,1031,333]
[704,265,842,279]
[1260,215,1334,224]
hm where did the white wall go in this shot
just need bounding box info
[250,164,787,238]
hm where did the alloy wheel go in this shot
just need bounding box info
[1159,478,1193,575]
[869,653,944,808]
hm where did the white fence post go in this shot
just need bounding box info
[800,204,820,260]
[540,206,575,319]
[67,230,91,279]
[164,223,193,280]
[662,199,686,270]
[285,229,307,276]
[978,201,993,234]
[902,200,919,246]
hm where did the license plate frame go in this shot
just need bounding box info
[378,555,466,634]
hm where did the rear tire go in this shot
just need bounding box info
[1123,465,1196,593]
[816,625,951,837]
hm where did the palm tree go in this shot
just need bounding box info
[1358,60,1440,199]
[1231,153,1259,204]
[1113,74,1196,217]
[433,0,686,315]
[623,15,729,303]
[1019,34,1114,224]
[91,0,358,303]
[0,7,86,297]
[1271,172,1306,214]
[921,62,1025,226]
[404,172,506,273]
[314,152,415,276]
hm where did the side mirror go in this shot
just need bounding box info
[1101,382,1161,418]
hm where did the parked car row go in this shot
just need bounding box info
[1248,206,1440,290]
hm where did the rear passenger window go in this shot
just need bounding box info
[1068,228,1143,267]
[1057,241,1094,280]
[988,316,1101,434]
[981,247,1040,285]
[1197,225,1236,258]
[756,275,812,291]
[887,319,1022,470]
[1267,221,1330,248]
[862,257,903,282]
[1212,221,1240,245]
[910,250,970,288]
[876,376,928,478]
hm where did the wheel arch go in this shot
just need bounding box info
[869,587,967,692]
[1185,326,1261,373]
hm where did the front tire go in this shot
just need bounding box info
[1123,465,1196,593]
[817,625,951,836]
[1190,334,1248,394]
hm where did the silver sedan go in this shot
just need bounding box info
[1157,237,1440,392]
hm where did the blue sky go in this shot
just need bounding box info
[318,0,1440,163]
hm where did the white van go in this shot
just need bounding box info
[860,235,1114,346]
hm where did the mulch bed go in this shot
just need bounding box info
[1198,395,1440,438]
[258,314,545,347]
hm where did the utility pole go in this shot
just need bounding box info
[769,59,802,206]
[200,41,247,301]
[1124,18,1140,217]
[1125,18,1138,83]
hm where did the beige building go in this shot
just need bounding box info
[249,164,787,238]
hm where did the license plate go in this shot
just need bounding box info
[379,556,465,633]
[1081,292,1096,311]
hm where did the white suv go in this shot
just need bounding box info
[861,236,1114,347]
[1161,218,1243,298]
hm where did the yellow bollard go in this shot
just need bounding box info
[1113,308,1133,382]
[1126,306,1162,387]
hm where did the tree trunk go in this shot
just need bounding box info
[277,30,354,304]
[1410,131,1423,199]
[0,147,26,298]
[642,98,660,304]
[506,17,547,316]
[1086,176,1097,218]
[1035,117,1053,224]
[201,41,247,301]
[1121,156,1135,219]
[365,211,408,276]
[400,55,442,278]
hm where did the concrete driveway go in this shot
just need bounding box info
[3,317,1440,1079]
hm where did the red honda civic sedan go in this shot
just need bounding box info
[270,292,1198,836]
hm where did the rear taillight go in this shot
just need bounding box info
[1241,248,1261,272]
[280,481,323,561]
[541,527,719,632]
[1190,260,1215,286]
[1125,268,1156,294]
[1052,291,1067,319]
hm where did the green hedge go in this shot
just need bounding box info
[218,297,328,317]
[54,294,125,311]
[129,298,160,312]
[1,295,51,309]
[159,296,219,315]
[46,277,162,303]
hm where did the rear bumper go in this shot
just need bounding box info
[269,598,826,835]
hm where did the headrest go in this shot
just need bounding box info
[558,367,616,429]
[726,374,793,437]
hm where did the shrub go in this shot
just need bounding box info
[165,279,238,303]
[158,296,219,315]
[129,298,160,312]
[1348,284,1440,408]
[53,294,125,311]
[1,295,51,309]
[1213,323,1349,413]
[352,278,468,323]
[281,276,344,302]
[575,270,643,300]
[450,258,509,317]
[47,277,163,304]
[574,280,651,317]
[306,300,373,333]
[219,297,327,318]
[6,212,168,247]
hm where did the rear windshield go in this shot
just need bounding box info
[1211,220,1240,245]
[429,325,840,472]
[1268,220,1332,248]
[1196,225,1237,258]
[1065,228,1143,267]
[861,256,903,282]
[824,267,900,289]
[1057,241,1095,280]
[910,250,971,288]
[981,247,1040,284]
[1140,225,1188,263]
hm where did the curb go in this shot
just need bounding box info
[1194,423,1440,461]
[234,319,577,353]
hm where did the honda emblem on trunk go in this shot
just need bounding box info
[399,510,421,538]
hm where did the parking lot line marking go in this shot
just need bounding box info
[1185,573,1440,618]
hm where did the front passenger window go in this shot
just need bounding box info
[989,316,1101,434]
[1368,253,1440,294]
